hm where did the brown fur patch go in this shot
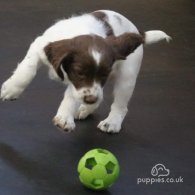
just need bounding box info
[44,35,115,88]
[91,11,114,36]
[106,33,144,59]
[44,39,72,80]
[44,32,144,89]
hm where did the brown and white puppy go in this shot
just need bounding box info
[0,10,171,133]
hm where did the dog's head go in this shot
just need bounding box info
[44,33,143,104]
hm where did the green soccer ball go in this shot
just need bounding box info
[77,148,120,190]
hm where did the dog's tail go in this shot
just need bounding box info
[143,30,172,45]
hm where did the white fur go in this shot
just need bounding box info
[145,30,172,45]
[90,49,102,65]
[0,10,170,133]
[53,86,78,132]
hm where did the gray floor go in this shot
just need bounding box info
[0,0,194,195]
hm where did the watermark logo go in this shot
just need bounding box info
[137,163,183,185]
[151,163,170,177]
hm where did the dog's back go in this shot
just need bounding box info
[42,10,138,42]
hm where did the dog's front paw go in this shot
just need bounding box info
[1,78,23,101]
[74,104,91,120]
[53,115,75,132]
[97,117,122,133]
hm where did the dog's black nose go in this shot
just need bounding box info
[84,95,98,104]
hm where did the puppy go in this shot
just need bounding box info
[0,10,171,133]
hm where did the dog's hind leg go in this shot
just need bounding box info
[0,36,43,100]
[98,45,143,133]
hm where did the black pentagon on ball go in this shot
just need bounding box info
[85,157,97,170]
[97,149,108,154]
[105,161,116,174]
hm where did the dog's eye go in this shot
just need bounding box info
[101,73,108,78]
[76,71,86,78]
[73,65,86,78]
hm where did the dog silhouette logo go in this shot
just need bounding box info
[151,164,170,177]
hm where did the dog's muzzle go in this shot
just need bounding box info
[83,95,98,104]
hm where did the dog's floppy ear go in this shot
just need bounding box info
[106,33,144,60]
[44,39,74,80]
